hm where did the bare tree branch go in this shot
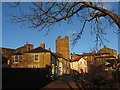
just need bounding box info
[7,2,120,48]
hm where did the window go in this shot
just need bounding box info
[29,47,31,51]
[33,66,38,68]
[14,55,19,63]
[29,65,38,68]
[34,55,39,61]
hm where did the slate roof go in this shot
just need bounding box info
[95,53,110,56]
[2,47,15,50]
[13,52,23,55]
[25,47,50,53]
[53,53,63,58]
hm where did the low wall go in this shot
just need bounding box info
[2,68,52,89]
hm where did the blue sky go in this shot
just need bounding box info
[2,2,119,54]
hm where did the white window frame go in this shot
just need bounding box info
[34,54,39,61]
[14,55,19,63]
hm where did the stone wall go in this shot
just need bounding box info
[2,44,33,57]
[2,48,15,58]
[11,52,53,68]
[15,44,33,53]
[2,44,34,67]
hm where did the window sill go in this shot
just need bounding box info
[13,62,19,64]
[34,60,39,62]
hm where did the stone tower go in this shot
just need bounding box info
[56,36,70,59]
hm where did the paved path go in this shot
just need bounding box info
[41,80,82,89]
[40,74,83,89]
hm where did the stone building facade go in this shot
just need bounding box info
[2,48,15,59]
[10,42,70,78]
[97,46,117,58]
[71,46,118,72]
[2,43,34,60]
[2,43,34,67]
[10,42,54,68]
[15,43,33,53]
[56,36,70,59]
[2,36,71,69]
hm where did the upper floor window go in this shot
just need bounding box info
[34,55,39,61]
[14,55,19,63]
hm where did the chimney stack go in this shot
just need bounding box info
[40,42,45,49]
[48,48,51,51]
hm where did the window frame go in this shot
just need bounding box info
[34,54,39,61]
[14,55,19,63]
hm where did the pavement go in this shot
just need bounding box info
[41,74,83,89]
[41,80,82,89]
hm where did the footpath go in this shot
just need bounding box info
[41,74,83,89]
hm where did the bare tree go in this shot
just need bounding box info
[8,2,120,47]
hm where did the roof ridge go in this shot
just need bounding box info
[25,46,50,53]
[2,47,15,50]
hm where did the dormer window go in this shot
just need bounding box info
[34,55,39,61]
[14,55,19,63]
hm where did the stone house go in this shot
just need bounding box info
[11,42,52,68]
[4,36,71,77]
[2,43,34,59]
[95,46,118,71]
[10,42,61,78]
[97,46,117,58]
[1,42,34,68]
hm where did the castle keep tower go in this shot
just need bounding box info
[56,36,70,59]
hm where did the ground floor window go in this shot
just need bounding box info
[29,65,38,68]
[14,55,19,63]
